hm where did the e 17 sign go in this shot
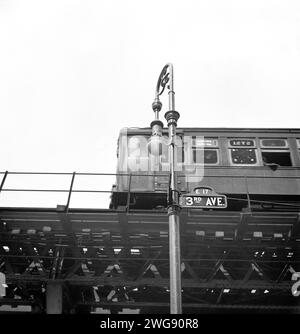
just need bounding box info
[179,187,227,209]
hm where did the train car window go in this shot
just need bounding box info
[192,148,218,164]
[126,136,150,172]
[128,136,148,157]
[177,146,184,163]
[261,151,292,166]
[260,139,292,166]
[161,137,184,163]
[230,148,257,164]
[260,139,288,148]
[160,138,169,163]
[297,139,300,148]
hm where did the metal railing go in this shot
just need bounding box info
[0,170,299,212]
[0,171,170,212]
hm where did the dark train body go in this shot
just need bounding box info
[110,128,300,212]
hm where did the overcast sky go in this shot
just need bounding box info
[0,0,299,208]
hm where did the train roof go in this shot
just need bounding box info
[121,127,300,134]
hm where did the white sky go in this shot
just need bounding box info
[0,0,299,208]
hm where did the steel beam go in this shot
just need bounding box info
[6,275,295,290]
[46,282,63,314]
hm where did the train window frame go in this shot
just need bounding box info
[259,138,293,167]
[261,149,293,167]
[227,138,259,166]
[260,138,288,148]
[192,148,219,165]
[127,135,150,157]
[229,148,258,166]
[161,135,185,165]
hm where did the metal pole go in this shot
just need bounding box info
[165,98,182,314]
[150,63,182,313]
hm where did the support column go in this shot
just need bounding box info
[46,282,63,314]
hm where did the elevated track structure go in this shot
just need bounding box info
[0,171,299,313]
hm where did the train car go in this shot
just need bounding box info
[110,127,300,212]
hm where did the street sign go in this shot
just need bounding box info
[179,187,227,209]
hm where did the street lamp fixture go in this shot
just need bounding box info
[148,63,182,314]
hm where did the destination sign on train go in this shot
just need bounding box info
[230,139,254,147]
[179,187,227,209]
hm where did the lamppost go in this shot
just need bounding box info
[148,63,182,314]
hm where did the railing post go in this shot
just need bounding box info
[126,173,132,213]
[0,171,8,194]
[244,176,251,211]
[66,172,76,213]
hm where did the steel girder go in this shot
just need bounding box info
[0,208,299,313]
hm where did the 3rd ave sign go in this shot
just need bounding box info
[179,187,227,209]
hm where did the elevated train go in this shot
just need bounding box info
[110,128,300,212]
